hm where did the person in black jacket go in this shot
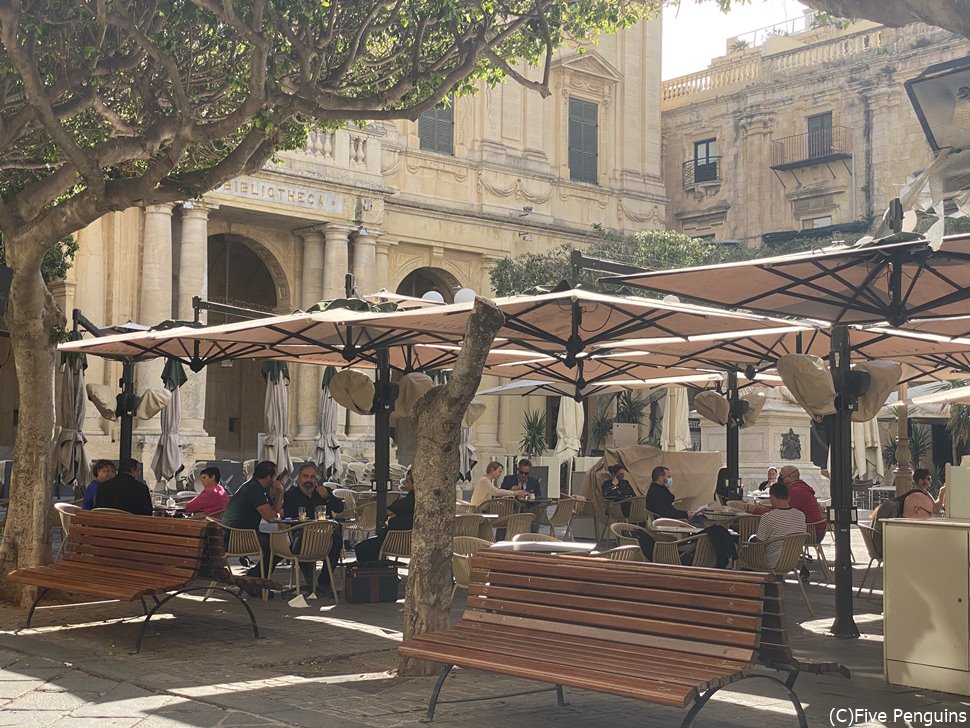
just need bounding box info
[353,468,415,563]
[283,463,345,595]
[602,464,636,517]
[93,458,153,515]
[644,465,694,520]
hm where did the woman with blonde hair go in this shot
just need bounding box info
[470,461,520,507]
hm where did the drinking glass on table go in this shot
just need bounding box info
[298,507,307,521]
[315,506,327,520]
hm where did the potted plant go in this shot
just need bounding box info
[519,409,548,458]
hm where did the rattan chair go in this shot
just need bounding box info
[672,496,697,513]
[600,496,642,540]
[479,498,518,518]
[651,517,693,529]
[209,518,267,600]
[379,529,412,562]
[493,512,535,541]
[454,514,487,538]
[269,520,339,604]
[593,544,645,561]
[345,500,376,543]
[804,520,831,583]
[452,536,492,598]
[455,502,479,514]
[857,524,883,599]
[510,532,562,543]
[737,514,761,543]
[737,532,813,615]
[53,502,82,559]
[610,521,648,547]
[652,533,716,568]
[540,497,577,538]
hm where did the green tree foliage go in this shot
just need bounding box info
[0,234,77,283]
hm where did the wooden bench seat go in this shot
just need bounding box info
[7,510,262,652]
[399,551,848,727]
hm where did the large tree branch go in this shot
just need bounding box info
[802,0,968,35]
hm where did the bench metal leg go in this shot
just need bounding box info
[25,588,49,628]
[425,664,455,722]
[556,684,566,706]
[681,675,807,728]
[133,586,260,654]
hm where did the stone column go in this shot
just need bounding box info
[297,230,326,439]
[476,375,502,452]
[323,224,352,300]
[352,230,378,295]
[137,203,174,432]
[176,204,210,435]
[375,239,394,291]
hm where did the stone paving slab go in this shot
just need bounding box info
[0,539,967,727]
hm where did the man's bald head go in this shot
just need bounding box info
[779,466,799,482]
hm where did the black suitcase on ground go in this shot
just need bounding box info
[344,561,400,603]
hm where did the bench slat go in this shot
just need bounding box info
[467,583,761,633]
[64,551,199,578]
[8,566,186,600]
[69,526,205,555]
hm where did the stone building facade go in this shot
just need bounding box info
[0,20,666,478]
[662,17,970,246]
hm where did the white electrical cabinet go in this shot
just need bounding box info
[884,518,970,695]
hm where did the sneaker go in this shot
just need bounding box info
[239,556,254,569]
[800,565,811,583]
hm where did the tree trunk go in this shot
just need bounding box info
[0,236,63,606]
[399,298,504,677]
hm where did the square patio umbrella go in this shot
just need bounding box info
[54,346,90,492]
[605,233,970,639]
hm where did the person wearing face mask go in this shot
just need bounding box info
[645,465,694,520]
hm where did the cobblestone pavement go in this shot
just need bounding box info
[0,538,967,728]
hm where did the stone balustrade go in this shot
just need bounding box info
[294,127,382,176]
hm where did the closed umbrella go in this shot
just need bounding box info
[459,426,477,482]
[151,359,187,488]
[851,418,883,482]
[554,396,584,461]
[661,387,693,452]
[314,367,343,480]
[54,344,90,491]
[259,361,293,479]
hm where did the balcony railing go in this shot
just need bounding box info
[770,126,851,170]
[682,158,721,187]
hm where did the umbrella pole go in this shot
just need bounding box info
[119,359,136,464]
[829,325,860,639]
[726,370,740,497]
[374,348,392,527]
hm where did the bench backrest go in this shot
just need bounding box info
[467,551,769,663]
[66,511,210,584]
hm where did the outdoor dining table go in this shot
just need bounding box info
[152,505,186,518]
[488,540,598,555]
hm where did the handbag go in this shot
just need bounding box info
[344,560,400,603]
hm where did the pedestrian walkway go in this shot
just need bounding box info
[0,536,965,727]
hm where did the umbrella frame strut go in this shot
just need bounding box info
[726,371,740,499]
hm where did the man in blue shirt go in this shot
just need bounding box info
[221,460,283,579]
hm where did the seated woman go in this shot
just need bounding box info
[470,461,521,508]
[601,464,636,517]
[714,467,741,504]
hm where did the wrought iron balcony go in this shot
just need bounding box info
[682,157,721,187]
[771,126,851,170]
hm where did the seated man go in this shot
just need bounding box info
[746,482,806,569]
[500,459,542,500]
[93,459,152,515]
[183,466,229,517]
[283,463,345,596]
[601,464,636,518]
[912,468,946,514]
[645,465,694,521]
[220,460,284,580]
[82,459,117,510]
[354,468,415,563]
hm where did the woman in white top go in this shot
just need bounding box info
[470,462,517,507]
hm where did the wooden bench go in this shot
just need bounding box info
[399,551,848,727]
[7,510,263,653]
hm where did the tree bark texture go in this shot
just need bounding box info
[0,236,63,605]
[802,0,969,38]
[399,298,504,677]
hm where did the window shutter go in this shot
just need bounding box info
[419,103,454,155]
[568,98,598,184]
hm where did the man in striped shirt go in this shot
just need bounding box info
[749,482,806,569]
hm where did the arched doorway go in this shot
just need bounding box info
[204,234,280,461]
[396,266,462,304]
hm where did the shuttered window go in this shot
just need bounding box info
[418,102,454,155]
[568,98,598,184]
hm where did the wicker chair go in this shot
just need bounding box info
[53,502,82,559]
[452,536,492,598]
[493,512,535,541]
[479,498,518,518]
[600,496,641,540]
[857,524,883,599]
[511,533,562,543]
[652,533,716,568]
[544,497,578,538]
[454,514,487,538]
[737,514,761,543]
[672,496,697,513]
[610,521,648,547]
[804,520,832,583]
[345,500,377,543]
[651,517,693,529]
[455,502,479,514]
[593,545,645,561]
[737,532,813,615]
[269,520,339,604]
[209,518,267,601]
[379,529,412,562]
